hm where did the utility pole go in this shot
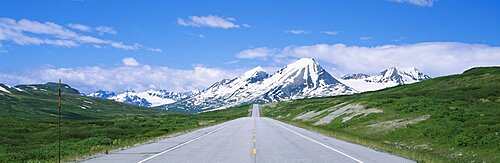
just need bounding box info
[58,79,61,163]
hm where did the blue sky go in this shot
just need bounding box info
[1,0,500,93]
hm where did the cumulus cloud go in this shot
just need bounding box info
[389,0,436,7]
[122,57,140,66]
[177,15,244,29]
[0,18,139,50]
[236,47,278,59]
[237,42,500,77]
[285,30,309,35]
[0,64,244,94]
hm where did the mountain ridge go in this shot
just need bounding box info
[340,67,431,92]
[88,89,198,107]
[163,58,357,113]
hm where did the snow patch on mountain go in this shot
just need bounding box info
[341,73,370,80]
[88,90,116,99]
[0,85,11,93]
[0,84,27,93]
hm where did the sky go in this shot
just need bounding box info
[0,0,499,93]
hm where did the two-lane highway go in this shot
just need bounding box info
[84,104,414,163]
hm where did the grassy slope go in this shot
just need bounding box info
[0,85,250,162]
[262,67,500,162]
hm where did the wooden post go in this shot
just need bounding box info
[58,79,61,163]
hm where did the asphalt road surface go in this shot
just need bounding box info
[83,104,414,163]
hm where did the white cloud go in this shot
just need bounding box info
[68,23,117,35]
[177,15,244,29]
[237,42,500,77]
[122,57,140,66]
[0,64,243,94]
[95,26,117,35]
[67,23,92,32]
[236,47,278,59]
[111,42,141,50]
[320,31,339,35]
[147,47,162,52]
[199,34,206,39]
[285,30,309,35]
[389,0,435,7]
[0,18,139,50]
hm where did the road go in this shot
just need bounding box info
[83,104,414,163]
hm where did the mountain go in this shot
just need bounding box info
[256,58,355,101]
[88,89,198,107]
[166,66,270,112]
[366,67,431,84]
[340,67,431,92]
[164,58,356,113]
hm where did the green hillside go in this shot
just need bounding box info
[0,83,249,162]
[262,67,500,162]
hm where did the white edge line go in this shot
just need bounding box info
[268,119,364,163]
[137,122,233,163]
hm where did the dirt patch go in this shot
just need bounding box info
[293,102,347,121]
[294,110,326,121]
[314,103,382,125]
[263,102,278,108]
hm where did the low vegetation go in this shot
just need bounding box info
[262,67,500,162]
[0,86,249,162]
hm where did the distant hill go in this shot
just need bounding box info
[15,82,82,95]
[0,82,164,120]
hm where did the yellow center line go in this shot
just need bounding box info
[253,118,257,156]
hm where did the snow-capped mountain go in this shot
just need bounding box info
[340,67,431,92]
[88,89,198,107]
[164,58,356,113]
[167,66,270,111]
[256,58,356,101]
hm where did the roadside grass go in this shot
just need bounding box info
[262,67,500,162]
[0,106,249,162]
[0,87,250,162]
